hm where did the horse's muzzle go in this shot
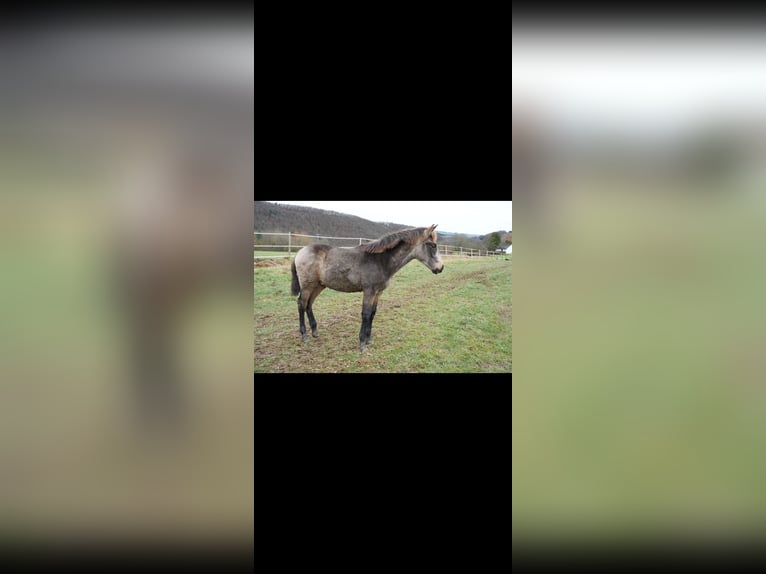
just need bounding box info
[432,266,444,274]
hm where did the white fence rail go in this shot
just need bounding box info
[254,231,500,259]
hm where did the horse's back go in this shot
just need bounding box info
[295,244,364,293]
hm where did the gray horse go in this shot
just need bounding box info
[291,225,444,351]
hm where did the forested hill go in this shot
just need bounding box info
[254,201,414,239]
[254,201,510,250]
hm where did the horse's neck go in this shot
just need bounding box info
[386,244,416,275]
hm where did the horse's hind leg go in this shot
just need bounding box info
[298,284,323,343]
[306,286,325,338]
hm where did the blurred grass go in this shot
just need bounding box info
[514,181,766,540]
[0,187,253,541]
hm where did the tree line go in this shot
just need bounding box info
[254,201,511,252]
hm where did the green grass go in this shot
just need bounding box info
[512,185,766,539]
[254,256,512,372]
[253,250,292,258]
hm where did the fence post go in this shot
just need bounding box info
[359,237,362,245]
[288,232,291,255]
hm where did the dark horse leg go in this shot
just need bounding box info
[298,286,324,342]
[359,290,381,352]
[118,276,187,436]
[306,287,324,338]
[297,295,309,343]
[367,292,381,346]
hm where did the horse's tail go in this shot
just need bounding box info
[290,259,301,296]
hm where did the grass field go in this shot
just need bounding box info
[254,256,512,373]
[1,202,254,539]
[253,250,291,258]
[512,186,766,538]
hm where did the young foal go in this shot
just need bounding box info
[291,225,444,351]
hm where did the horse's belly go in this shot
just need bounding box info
[321,272,362,292]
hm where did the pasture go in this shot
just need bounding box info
[254,250,291,258]
[512,184,766,538]
[254,256,512,373]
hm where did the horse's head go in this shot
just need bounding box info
[415,224,444,274]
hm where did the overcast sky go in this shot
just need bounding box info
[513,29,766,141]
[266,201,512,235]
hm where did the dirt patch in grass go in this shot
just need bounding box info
[254,258,291,268]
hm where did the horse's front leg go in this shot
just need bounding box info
[366,292,381,347]
[359,290,375,352]
[359,290,381,352]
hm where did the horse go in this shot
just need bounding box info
[290,225,444,352]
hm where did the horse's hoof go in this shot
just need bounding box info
[312,331,319,338]
[359,344,367,353]
[302,334,310,343]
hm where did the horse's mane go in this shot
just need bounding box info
[363,227,427,254]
